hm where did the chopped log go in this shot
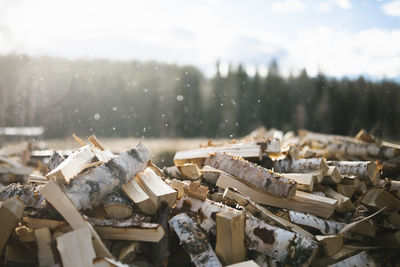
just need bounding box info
[0,183,46,210]
[48,151,65,172]
[213,189,314,239]
[174,143,262,166]
[273,157,329,174]
[57,227,96,267]
[185,181,209,201]
[168,179,190,199]
[122,178,155,215]
[35,227,56,267]
[88,217,165,242]
[327,251,376,267]
[150,202,170,267]
[46,145,95,184]
[0,197,25,253]
[257,138,281,155]
[88,135,116,163]
[282,172,317,192]
[201,165,223,184]
[15,225,36,242]
[176,197,318,265]
[102,193,133,220]
[322,166,342,184]
[163,166,186,180]
[136,167,177,208]
[378,178,400,199]
[216,172,337,218]
[215,210,246,265]
[111,241,137,263]
[327,160,379,182]
[361,187,400,213]
[4,244,37,266]
[288,211,345,235]
[62,143,151,211]
[163,164,201,180]
[205,153,297,198]
[225,260,259,267]
[40,179,113,258]
[169,213,223,267]
[336,184,355,198]
[322,187,354,213]
[316,235,343,257]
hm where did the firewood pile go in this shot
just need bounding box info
[0,128,399,266]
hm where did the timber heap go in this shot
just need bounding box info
[0,128,399,267]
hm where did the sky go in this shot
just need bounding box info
[0,0,400,78]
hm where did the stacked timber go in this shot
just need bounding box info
[0,127,399,266]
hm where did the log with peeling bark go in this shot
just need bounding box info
[205,153,297,198]
[327,160,379,182]
[62,143,151,211]
[216,172,337,218]
[273,157,329,174]
[0,183,45,209]
[102,193,133,220]
[176,197,318,265]
[169,213,222,267]
[288,210,345,235]
[327,251,376,267]
[48,151,65,172]
[46,144,95,184]
[0,198,25,252]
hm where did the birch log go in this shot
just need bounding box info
[327,161,379,182]
[204,153,296,198]
[328,251,376,267]
[102,193,133,219]
[288,211,345,235]
[169,213,222,267]
[63,143,151,210]
[176,197,318,265]
[273,157,329,174]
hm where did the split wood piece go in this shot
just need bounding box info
[15,225,36,242]
[88,217,165,242]
[311,245,360,266]
[213,189,314,239]
[316,235,344,257]
[328,251,376,267]
[185,181,209,201]
[163,164,201,180]
[40,179,113,258]
[169,213,222,267]
[281,172,317,192]
[136,167,177,209]
[378,178,400,199]
[327,161,379,182]
[150,202,170,267]
[355,129,377,143]
[322,166,342,184]
[257,138,281,155]
[216,172,337,218]
[46,145,95,184]
[24,217,69,230]
[322,187,354,213]
[57,227,96,267]
[205,153,297,198]
[215,210,246,265]
[102,193,133,220]
[62,143,151,211]
[348,205,377,237]
[288,211,345,235]
[336,184,355,198]
[174,142,262,166]
[200,165,223,185]
[111,241,137,264]
[44,150,67,171]
[176,197,318,265]
[273,157,329,175]
[93,257,128,267]
[168,179,190,199]
[29,174,48,184]
[35,227,56,267]
[225,260,259,267]
[72,133,86,146]
[88,135,116,163]
[361,187,400,213]
[122,178,155,215]
[338,208,384,235]
[388,208,400,228]
[0,197,25,252]
[4,244,37,266]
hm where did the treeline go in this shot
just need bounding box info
[0,55,399,139]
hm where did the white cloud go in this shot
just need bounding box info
[271,0,305,13]
[382,0,400,16]
[318,0,352,12]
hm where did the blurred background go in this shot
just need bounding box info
[1,0,400,144]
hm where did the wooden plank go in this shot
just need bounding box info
[205,153,297,198]
[40,179,113,258]
[216,172,337,218]
[122,178,155,215]
[215,210,246,265]
[35,227,56,267]
[56,227,96,267]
